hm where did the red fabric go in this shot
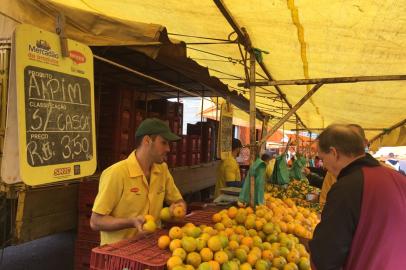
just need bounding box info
[345,166,406,270]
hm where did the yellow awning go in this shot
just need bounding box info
[2,0,405,143]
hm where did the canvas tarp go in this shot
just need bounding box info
[2,0,405,144]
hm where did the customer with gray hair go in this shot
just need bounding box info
[310,124,406,270]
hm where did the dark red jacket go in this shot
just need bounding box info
[310,154,406,270]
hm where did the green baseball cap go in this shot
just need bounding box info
[135,118,181,141]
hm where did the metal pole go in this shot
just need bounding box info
[201,89,204,124]
[259,83,324,147]
[216,97,219,121]
[239,74,406,87]
[291,128,391,131]
[249,50,256,207]
[296,118,299,154]
[369,118,406,144]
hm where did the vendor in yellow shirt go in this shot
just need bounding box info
[90,118,186,245]
[214,138,243,198]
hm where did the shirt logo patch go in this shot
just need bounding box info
[130,187,140,193]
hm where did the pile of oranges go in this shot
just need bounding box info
[264,196,320,239]
[158,205,313,270]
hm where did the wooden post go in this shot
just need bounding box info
[249,50,256,207]
[238,74,406,87]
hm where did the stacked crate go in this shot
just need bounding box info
[75,179,100,270]
[147,99,183,168]
[187,122,216,163]
[147,99,183,135]
[97,86,139,170]
[186,134,201,166]
[176,135,188,167]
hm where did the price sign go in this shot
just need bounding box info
[1,24,96,185]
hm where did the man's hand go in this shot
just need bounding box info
[130,215,145,232]
[303,167,311,176]
[169,200,187,215]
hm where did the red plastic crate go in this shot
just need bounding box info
[177,152,187,167]
[75,240,100,270]
[90,230,170,270]
[177,135,188,153]
[166,153,177,168]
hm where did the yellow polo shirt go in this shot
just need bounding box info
[319,171,336,206]
[214,156,241,197]
[92,151,183,245]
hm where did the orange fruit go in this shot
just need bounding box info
[207,236,222,252]
[169,226,184,239]
[241,237,253,248]
[246,207,254,214]
[208,260,220,270]
[228,240,239,250]
[224,228,234,237]
[186,252,201,268]
[262,249,274,261]
[214,222,225,231]
[247,253,258,266]
[255,220,264,230]
[214,251,228,264]
[227,206,238,218]
[169,239,182,252]
[160,207,172,221]
[239,244,250,254]
[298,257,311,270]
[158,235,171,249]
[173,247,187,260]
[143,220,157,233]
[144,214,155,222]
[173,206,186,218]
[212,213,222,223]
[235,225,246,235]
[255,259,270,270]
[235,248,248,263]
[272,256,287,269]
[287,250,300,264]
[167,256,183,270]
[240,262,252,270]
[182,236,197,252]
[200,247,213,262]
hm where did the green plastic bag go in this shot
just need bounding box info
[238,157,267,206]
[269,154,290,185]
[290,155,307,180]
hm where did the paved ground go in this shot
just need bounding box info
[0,230,75,270]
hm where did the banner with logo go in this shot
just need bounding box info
[1,24,96,185]
[217,102,233,160]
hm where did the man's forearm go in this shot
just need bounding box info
[90,213,136,232]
